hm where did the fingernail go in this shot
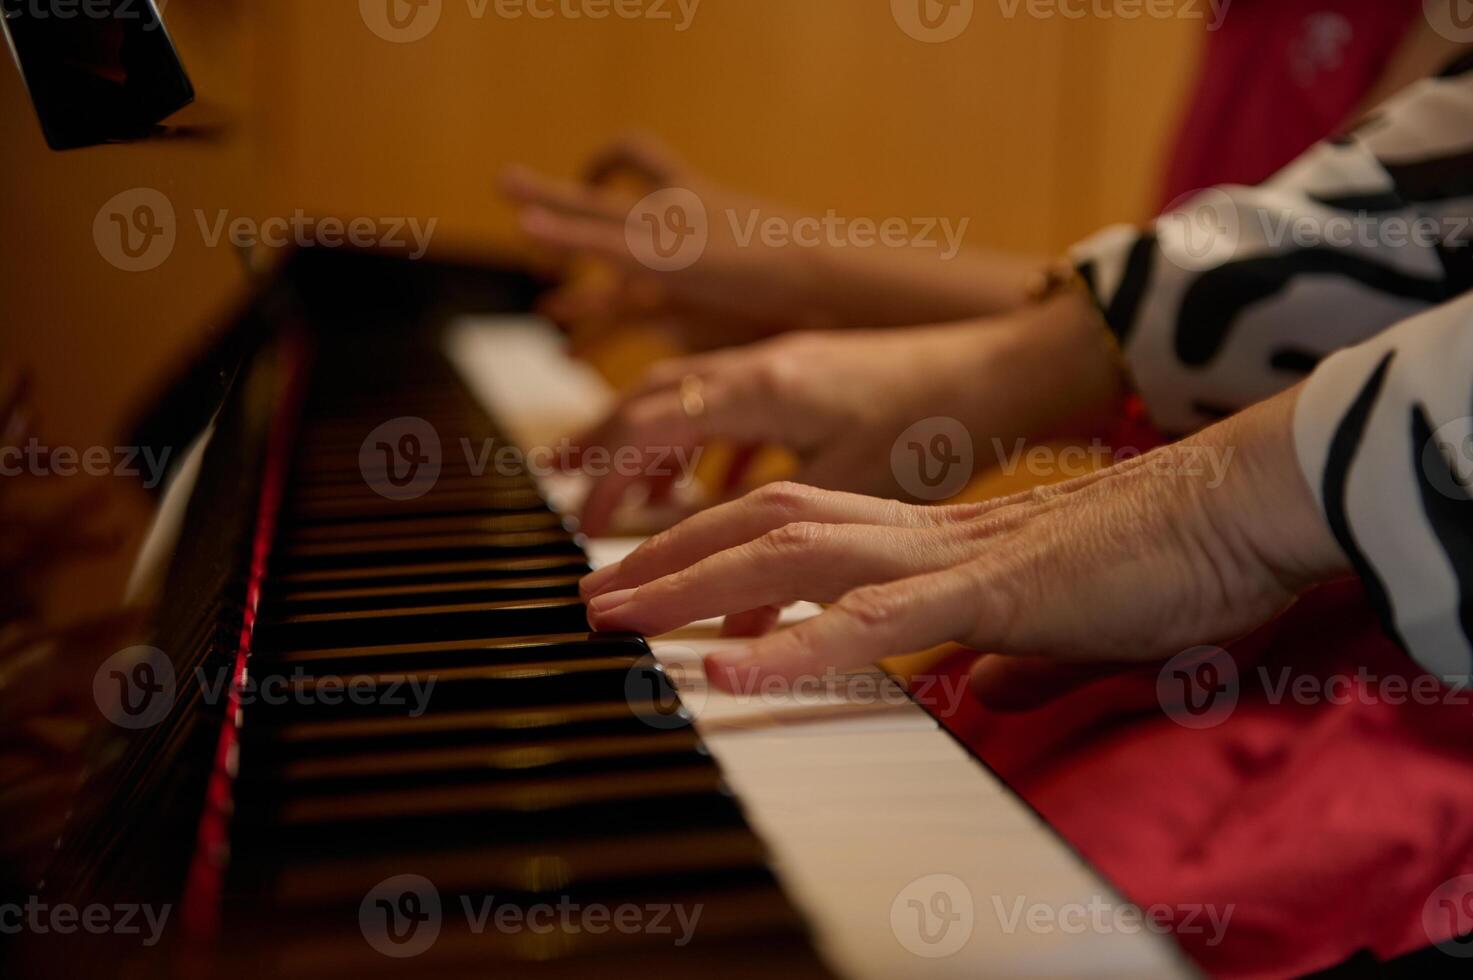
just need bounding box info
[587,588,637,616]
[580,561,623,598]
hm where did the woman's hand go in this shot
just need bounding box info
[565,289,1125,535]
[502,134,831,349]
[500,133,1045,348]
[580,384,1350,694]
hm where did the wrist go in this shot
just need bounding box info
[1191,386,1352,593]
[1011,287,1129,437]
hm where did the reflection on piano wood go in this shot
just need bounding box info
[31,251,1193,980]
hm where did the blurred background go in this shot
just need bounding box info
[0,0,1198,617]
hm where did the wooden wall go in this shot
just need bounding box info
[0,0,1200,607]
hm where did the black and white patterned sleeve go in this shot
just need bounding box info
[1071,56,1473,437]
[1293,293,1473,680]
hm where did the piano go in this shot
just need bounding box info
[24,248,1195,979]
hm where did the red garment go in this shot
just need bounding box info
[936,11,1467,974]
[930,416,1473,975]
[930,582,1473,977]
[1160,0,1423,210]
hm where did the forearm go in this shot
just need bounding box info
[796,240,1048,329]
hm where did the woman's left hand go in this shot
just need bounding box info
[581,385,1351,694]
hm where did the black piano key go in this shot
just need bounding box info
[252,596,592,650]
[257,826,771,903]
[206,342,834,979]
[254,632,648,671]
[284,486,548,523]
[244,780,745,855]
[243,655,664,722]
[264,574,582,615]
[249,699,695,758]
[237,730,709,796]
[290,511,566,542]
[274,531,583,572]
[270,555,592,591]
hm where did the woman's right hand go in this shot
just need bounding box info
[563,289,1126,535]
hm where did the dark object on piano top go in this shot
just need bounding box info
[1,0,193,150]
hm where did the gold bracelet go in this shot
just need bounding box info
[1025,260,1135,395]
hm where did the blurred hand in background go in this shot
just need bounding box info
[501,133,1045,353]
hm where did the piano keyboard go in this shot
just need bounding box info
[447,317,1198,980]
[91,299,1194,980]
[221,341,835,977]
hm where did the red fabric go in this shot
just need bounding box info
[928,8,1455,974]
[1160,0,1423,210]
[929,583,1473,976]
[938,12,1473,974]
[924,403,1473,974]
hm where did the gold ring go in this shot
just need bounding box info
[679,374,707,420]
